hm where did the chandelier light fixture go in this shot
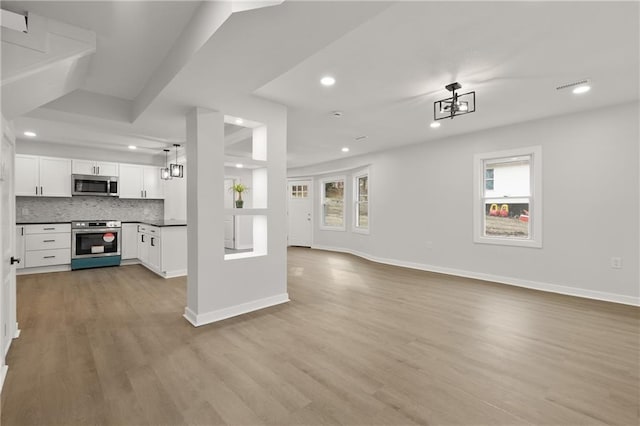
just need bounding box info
[433,82,476,121]
[170,144,184,178]
[160,149,172,180]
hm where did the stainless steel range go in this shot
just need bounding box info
[71,221,122,270]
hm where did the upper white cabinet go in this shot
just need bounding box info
[72,160,119,177]
[15,155,71,197]
[119,164,164,199]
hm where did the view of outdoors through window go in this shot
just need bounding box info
[483,156,531,238]
[323,180,344,227]
[356,175,368,228]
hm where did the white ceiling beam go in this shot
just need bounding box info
[131,1,234,121]
[132,0,285,122]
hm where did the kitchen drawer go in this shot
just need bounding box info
[25,248,71,268]
[25,233,71,250]
[25,224,71,234]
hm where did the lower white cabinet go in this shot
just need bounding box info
[121,223,139,260]
[23,223,71,268]
[137,224,186,278]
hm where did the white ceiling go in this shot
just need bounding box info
[3,0,199,100]
[5,1,639,168]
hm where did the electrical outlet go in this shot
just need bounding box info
[610,257,622,269]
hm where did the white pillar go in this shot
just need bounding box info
[184,107,225,321]
[184,102,288,326]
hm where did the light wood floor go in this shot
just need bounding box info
[2,247,639,425]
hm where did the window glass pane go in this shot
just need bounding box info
[358,176,368,202]
[484,202,530,238]
[357,202,368,228]
[484,156,530,197]
[323,180,344,227]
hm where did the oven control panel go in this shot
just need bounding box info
[71,221,121,229]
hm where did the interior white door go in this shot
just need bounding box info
[288,180,312,246]
[224,178,235,249]
[1,123,17,369]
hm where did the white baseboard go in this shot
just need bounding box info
[311,244,640,307]
[0,364,7,394]
[183,293,290,327]
[163,269,187,279]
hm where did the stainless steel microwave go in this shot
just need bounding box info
[71,174,119,196]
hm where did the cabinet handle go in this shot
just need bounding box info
[21,228,24,236]
[40,186,43,195]
[144,190,147,198]
[35,186,38,195]
[97,166,100,175]
[43,228,55,230]
[151,237,155,247]
[141,235,145,242]
[43,239,55,242]
[141,190,144,198]
[43,256,56,259]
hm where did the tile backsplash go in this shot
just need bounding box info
[16,196,164,223]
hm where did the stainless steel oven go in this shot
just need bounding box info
[71,221,122,270]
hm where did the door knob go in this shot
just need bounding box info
[10,256,20,265]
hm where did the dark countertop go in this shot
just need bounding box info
[18,220,187,227]
[123,220,187,227]
[16,221,71,225]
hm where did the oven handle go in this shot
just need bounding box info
[72,228,121,234]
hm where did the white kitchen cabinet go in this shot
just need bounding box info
[72,160,119,177]
[15,155,71,197]
[119,164,163,199]
[137,224,186,278]
[15,226,25,270]
[137,232,149,265]
[23,223,71,268]
[143,166,163,199]
[148,232,161,271]
[121,223,139,260]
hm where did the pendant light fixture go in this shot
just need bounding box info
[170,144,184,178]
[160,149,172,180]
[433,82,476,121]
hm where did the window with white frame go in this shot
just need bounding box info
[353,171,369,233]
[320,177,345,230]
[473,146,542,247]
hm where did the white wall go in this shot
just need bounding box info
[289,102,640,305]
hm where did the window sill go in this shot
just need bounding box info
[352,227,370,235]
[319,226,346,232]
[474,235,542,248]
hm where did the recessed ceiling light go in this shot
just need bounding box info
[572,85,591,94]
[236,163,243,168]
[430,122,441,128]
[235,118,243,125]
[341,147,349,153]
[23,131,36,137]
[128,145,137,150]
[321,76,336,86]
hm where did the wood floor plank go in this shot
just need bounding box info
[2,249,639,425]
